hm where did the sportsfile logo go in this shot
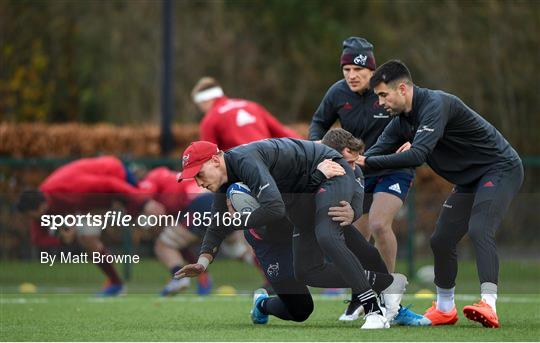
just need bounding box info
[354,54,367,65]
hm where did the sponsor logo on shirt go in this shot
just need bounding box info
[416,125,435,133]
[373,113,389,119]
[389,183,402,194]
[236,109,257,127]
[354,54,368,65]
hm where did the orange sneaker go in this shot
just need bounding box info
[424,301,459,325]
[463,300,500,328]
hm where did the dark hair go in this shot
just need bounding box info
[17,190,46,212]
[369,59,413,89]
[321,128,364,154]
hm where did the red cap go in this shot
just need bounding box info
[176,141,219,182]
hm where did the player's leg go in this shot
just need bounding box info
[356,176,376,240]
[424,188,473,325]
[312,161,393,326]
[367,173,413,273]
[367,193,402,273]
[77,224,123,296]
[245,229,313,324]
[155,225,199,295]
[462,162,523,328]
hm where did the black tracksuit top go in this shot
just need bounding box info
[200,138,342,257]
[364,86,521,186]
[309,79,413,177]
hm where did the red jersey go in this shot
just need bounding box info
[199,96,302,151]
[32,156,150,247]
[138,167,204,214]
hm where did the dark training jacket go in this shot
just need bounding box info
[200,138,346,257]
[364,86,521,186]
[309,79,413,177]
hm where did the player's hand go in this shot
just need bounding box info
[355,155,366,167]
[143,199,166,216]
[317,159,345,178]
[328,200,355,227]
[396,142,412,153]
[174,263,205,279]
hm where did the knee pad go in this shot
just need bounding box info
[158,226,188,249]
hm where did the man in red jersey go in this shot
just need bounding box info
[17,156,166,296]
[192,77,302,151]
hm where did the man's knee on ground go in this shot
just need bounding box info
[288,299,314,322]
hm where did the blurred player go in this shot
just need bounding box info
[176,139,410,329]
[17,156,166,296]
[138,166,252,296]
[360,60,524,328]
[191,77,302,151]
[309,37,414,274]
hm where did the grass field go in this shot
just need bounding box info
[1,259,539,341]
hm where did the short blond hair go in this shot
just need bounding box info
[191,77,221,99]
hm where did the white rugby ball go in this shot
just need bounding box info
[226,182,260,213]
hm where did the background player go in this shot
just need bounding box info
[17,156,166,296]
[192,76,302,151]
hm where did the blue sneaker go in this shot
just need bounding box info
[391,305,432,326]
[99,283,124,297]
[251,288,269,324]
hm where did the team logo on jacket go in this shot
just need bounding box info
[343,102,353,110]
[373,113,389,119]
[267,262,279,277]
[354,54,368,65]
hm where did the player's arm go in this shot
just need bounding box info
[308,89,339,140]
[364,102,447,170]
[175,193,233,278]
[238,159,286,228]
[364,117,407,157]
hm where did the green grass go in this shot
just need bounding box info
[1,259,539,341]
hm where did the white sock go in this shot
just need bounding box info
[436,286,455,312]
[481,282,498,313]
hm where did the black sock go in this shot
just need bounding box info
[365,271,394,294]
[170,265,181,277]
[357,289,382,315]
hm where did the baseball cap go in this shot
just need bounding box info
[176,141,219,182]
